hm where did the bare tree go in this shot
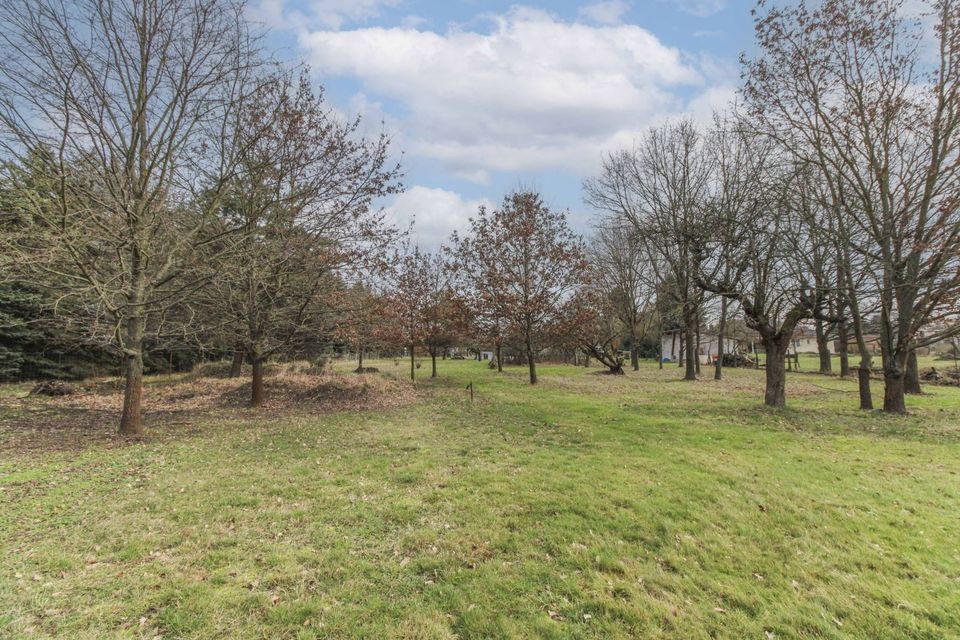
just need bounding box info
[697,159,829,407]
[0,0,266,434]
[588,222,656,371]
[585,120,710,381]
[744,0,960,413]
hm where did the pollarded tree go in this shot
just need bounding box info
[743,0,960,413]
[0,0,265,434]
[204,72,401,407]
[454,192,588,385]
[697,158,831,408]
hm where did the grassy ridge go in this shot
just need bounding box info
[1,360,959,639]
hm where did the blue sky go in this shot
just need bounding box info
[250,0,757,246]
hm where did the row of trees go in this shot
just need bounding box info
[0,0,957,435]
[586,0,960,412]
[0,0,401,433]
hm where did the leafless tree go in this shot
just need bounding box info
[0,0,266,434]
[588,222,656,371]
[744,0,960,413]
[697,158,830,407]
[585,120,711,381]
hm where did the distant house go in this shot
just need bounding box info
[661,325,840,363]
[791,326,832,354]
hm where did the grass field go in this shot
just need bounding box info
[2,359,959,639]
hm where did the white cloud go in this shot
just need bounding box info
[383,186,493,249]
[300,6,728,177]
[578,0,629,25]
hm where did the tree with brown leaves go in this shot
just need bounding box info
[203,72,400,407]
[453,191,588,385]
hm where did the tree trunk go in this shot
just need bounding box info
[857,366,873,411]
[431,351,438,378]
[230,346,244,377]
[695,322,702,376]
[763,337,789,408]
[409,346,415,381]
[496,343,503,372]
[684,324,697,381]
[119,346,144,436]
[904,350,921,395]
[358,348,364,371]
[251,357,265,408]
[883,368,907,414]
[715,297,727,381]
[852,325,873,410]
[815,319,832,374]
[659,331,664,370]
[526,337,538,385]
[837,321,850,378]
[631,345,639,371]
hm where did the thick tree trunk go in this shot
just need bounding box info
[715,297,727,381]
[815,319,832,374]
[409,346,415,381]
[684,325,697,381]
[904,350,921,395]
[852,327,873,410]
[883,369,907,414]
[526,337,538,385]
[251,357,265,408]
[631,340,639,371]
[763,337,789,408]
[837,321,850,378]
[857,366,873,410]
[119,347,145,436]
[358,348,364,371]
[496,344,503,372]
[431,351,438,378]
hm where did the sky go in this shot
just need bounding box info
[248,0,758,248]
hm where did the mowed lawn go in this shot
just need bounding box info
[1,360,959,639]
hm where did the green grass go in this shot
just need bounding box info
[2,360,960,639]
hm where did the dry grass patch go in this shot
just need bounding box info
[0,365,417,453]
